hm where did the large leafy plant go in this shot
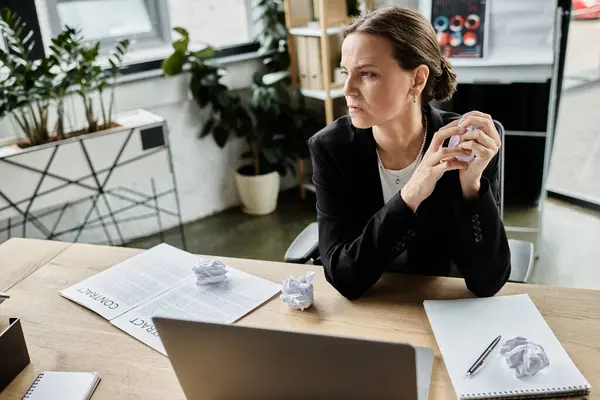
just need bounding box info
[162,27,250,148]
[254,0,289,73]
[162,26,315,176]
[0,8,129,147]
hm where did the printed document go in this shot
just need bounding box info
[60,244,281,355]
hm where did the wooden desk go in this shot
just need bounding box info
[1,238,599,399]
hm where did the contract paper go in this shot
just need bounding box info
[60,243,280,354]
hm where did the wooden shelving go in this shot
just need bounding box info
[283,0,374,198]
[288,25,344,37]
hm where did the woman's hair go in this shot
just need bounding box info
[343,6,457,103]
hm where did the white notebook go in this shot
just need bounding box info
[23,372,101,400]
[424,294,591,399]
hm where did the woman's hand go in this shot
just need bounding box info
[401,120,471,212]
[456,111,502,200]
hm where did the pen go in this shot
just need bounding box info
[466,334,502,377]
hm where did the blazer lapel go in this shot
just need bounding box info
[352,125,385,215]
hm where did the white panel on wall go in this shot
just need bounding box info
[79,177,100,189]
[82,130,131,173]
[30,181,96,215]
[105,151,170,190]
[37,175,67,194]
[385,0,418,9]
[0,163,43,203]
[96,172,110,187]
[3,147,55,171]
[0,207,17,221]
[119,127,155,162]
[50,141,95,181]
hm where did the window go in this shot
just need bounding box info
[44,0,171,51]
[37,0,257,61]
[169,0,253,48]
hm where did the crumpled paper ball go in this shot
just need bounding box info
[448,119,477,162]
[280,271,316,310]
[192,259,228,285]
[499,336,550,378]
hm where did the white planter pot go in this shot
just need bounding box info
[234,169,280,215]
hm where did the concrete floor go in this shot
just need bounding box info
[128,189,316,262]
[531,196,600,290]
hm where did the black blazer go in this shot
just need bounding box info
[307,104,511,300]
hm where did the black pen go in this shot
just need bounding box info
[466,335,502,377]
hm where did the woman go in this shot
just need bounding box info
[308,7,511,300]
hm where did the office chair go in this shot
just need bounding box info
[284,120,534,284]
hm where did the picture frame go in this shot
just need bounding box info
[429,0,491,59]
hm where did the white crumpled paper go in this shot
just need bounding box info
[448,119,477,162]
[280,271,315,311]
[499,336,550,378]
[192,258,228,285]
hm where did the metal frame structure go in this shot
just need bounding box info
[0,121,187,249]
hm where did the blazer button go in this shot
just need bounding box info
[475,234,483,243]
[471,214,480,222]
[409,229,416,238]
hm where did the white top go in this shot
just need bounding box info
[378,154,423,272]
[378,154,423,204]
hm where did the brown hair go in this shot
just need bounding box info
[343,6,457,103]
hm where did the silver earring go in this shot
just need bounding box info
[413,94,417,103]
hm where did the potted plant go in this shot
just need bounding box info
[0,8,129,148]
[234,71,301,215]
[0,9,174,224]
[162,3,316,215]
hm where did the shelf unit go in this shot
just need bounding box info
[283,0,374,198]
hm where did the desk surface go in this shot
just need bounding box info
[0,238,599,399]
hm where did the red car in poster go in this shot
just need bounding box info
[573,0,600,19]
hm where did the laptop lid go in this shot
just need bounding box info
[154,317,433,400]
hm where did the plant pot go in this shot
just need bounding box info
[234,167,280,215]
[0,109,172,223]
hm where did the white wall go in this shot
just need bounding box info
[0,56,298,245]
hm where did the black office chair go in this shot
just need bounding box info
[284,120,534,283]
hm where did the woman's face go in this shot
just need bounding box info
[341,32,415,129]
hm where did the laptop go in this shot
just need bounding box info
[153,317,434,399]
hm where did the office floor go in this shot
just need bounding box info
[128,188,600,292]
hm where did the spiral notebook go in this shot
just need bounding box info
[424,294,591,399]
[23,371,100,400]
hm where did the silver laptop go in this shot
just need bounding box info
[153,317,434,400]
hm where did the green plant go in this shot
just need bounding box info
[254,0,289,73]
[162,27,316,177]
[0,8,129,146]
[53,28,129,134]
[162,27,249,148]
[347,0,361,17]
[0,8,52,145]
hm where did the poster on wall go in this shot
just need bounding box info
[431,0,489,58]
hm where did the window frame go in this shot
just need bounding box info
[3,0,263,78]
[44,0,173,52]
